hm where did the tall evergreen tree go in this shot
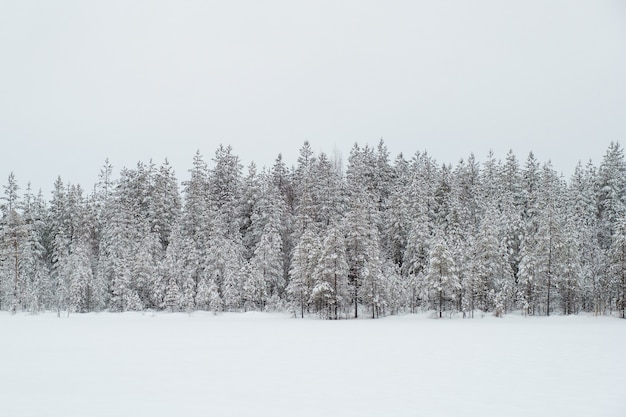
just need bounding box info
[609,218,626,319]
[250,211,284,309]
[311,223,348,319]
[597,142,626,249]
[426,234,459,318]
[286,228,320,318]
[534,163,567,316]
[0,174,27,312]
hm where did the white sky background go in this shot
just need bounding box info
[1,0,625,195]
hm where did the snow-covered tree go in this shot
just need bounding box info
[286,228,320,318]
[209,144,242,237]
[384,153,411,268]
[151,159,181,250]
[426,235,459,318]
[0,174,27,312]
[534,163,567,316]
[345,187,379,318]
[65,239,93,314]
[597,142,626,249]
[250,218,284,308]
[310,223,348,319]
[609,218,626,319]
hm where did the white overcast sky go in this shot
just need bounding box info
[1,0,625,195]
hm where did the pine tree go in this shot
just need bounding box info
[384,153,411,268]
[534,163,567,316]
[466,225,494,316]
[517,153,543,315]
[522,152,541,229]
[0,221,15,309]
[222,270,243,311]
[0,174,28,312]
[311,223,348,319]
[203,214,243,311]
[426,234,459,318]
[132,232,162,309]
[452,155,482,234]
[518,233,538,316]
[597,142,626,249]
[345,186,379,318]
[433,164,453,232]
[250,218,284,309]
[293,141,317,235]
[286,228,320,318]
[247,175,288,278]
[609,218,626,319]
[374,139,393,211]
[98,169,147,312]
[403,152,437,279]
[210,144,242,237]
[466,207,512,317]
[22,187,52,312]
[182,150,211,243]
[151,159,181,250]
[480,150,501,206]
[241,260,265,311]
[239,162,262,260]
[195,276,222,313]
[358,225,385,319]
[309,153,339,227]
[181,268,196,313]
[65,239,93,313]
[558,223,582,316]
[382,261,407,315]
[161,224,193,311]
[271,153,293,204]
[568,161,601,313]
[164,275,182,312]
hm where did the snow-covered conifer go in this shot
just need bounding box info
[311,223,348,319]
[286,228,320,318]
[426,234,459,318]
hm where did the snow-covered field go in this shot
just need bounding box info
[1,312,624,417]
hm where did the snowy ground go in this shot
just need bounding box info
[1,311,624,417]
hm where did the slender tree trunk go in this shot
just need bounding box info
[372,278,376,319]
[438,270,443,319]
[12,239,18,314]
[547,234,552,317]
[546,274,551,316]
[354,281,358,319]
[622,247,625,319]
[333,271,338,320]
[439,287,443,319]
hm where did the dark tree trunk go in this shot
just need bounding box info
[546,234,552,317]
[439,289,443,319]
[354,285,358,319]
[333,260,338,320]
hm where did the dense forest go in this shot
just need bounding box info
[1,141,625,319]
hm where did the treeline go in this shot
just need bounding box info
[1,141,625,319]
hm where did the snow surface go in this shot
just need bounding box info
[1,312,624,417]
